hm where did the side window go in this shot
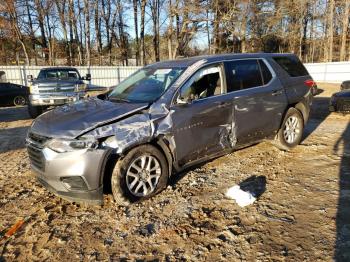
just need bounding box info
[179,65,222,102]
[273,56,308,77]
[259,60,272,85]
[225,59,263,92]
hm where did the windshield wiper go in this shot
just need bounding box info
[108,97,131,103]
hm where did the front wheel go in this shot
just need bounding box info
[13,95,26,106]
[111,145,169,206]
[274,107,304,151]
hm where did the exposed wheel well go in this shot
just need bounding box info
[101,138,174,194]
[293,101,308,124]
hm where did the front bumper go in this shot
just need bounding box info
[26,137,109,204]
[29,92,85,106]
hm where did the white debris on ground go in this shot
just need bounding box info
[226,185,257,207]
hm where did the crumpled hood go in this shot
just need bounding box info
[30,98,149,139]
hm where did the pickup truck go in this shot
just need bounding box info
[27,67,91,118]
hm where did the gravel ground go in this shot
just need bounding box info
[0,83,349,261]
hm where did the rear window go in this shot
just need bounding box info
[273,56,308,77]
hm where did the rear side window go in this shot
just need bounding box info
[225,59,263,92]
[273,56,308,77]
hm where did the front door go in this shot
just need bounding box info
[170,64,234,166]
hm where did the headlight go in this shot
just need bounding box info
[29,84,39,94]
[75,83,86,92]
[46,138,96,153]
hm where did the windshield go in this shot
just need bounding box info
[108,67,184,103]
[37,69,80,80]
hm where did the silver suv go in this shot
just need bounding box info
[26,53,314,205]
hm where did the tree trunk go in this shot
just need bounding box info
[340,0,350,61]
[151,0,160,62]
[94,0,102,65]
[25,0,37,65]
[140,0,146,65]
[35,0,49,62]
[241,2,249,53]
[213,0,220,54]
[206,0,211,54]
[84,0,91,66]
[55,0,72,65]
[133,0,139,65]
[328,0,335,62]
[68,0,75,65]
[168,0,174,59]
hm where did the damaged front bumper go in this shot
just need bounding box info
[26,135,109,204]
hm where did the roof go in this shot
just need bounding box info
[147,53,296,68]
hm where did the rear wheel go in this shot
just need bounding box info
[13,95,26,106]
[111,145,169,205]
[274,107,304,151]
[28,104,44,118]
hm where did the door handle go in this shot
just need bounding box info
[272,90,283,96]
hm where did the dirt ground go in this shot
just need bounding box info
[0,83,349,261]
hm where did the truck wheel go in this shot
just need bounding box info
[13,96,26,106]
[274,107,304,151]
[28,104,44,118]
[111,145,169,206]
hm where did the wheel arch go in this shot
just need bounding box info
[100,136,175,192]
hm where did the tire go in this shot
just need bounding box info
[13,95,26,106]
[28,104,44,118]
[111,145,169,206]
[274,107,304,151]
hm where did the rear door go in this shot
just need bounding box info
[224,59,288,145]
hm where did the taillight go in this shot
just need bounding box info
[304,79,316,88]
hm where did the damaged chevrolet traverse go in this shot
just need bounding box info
[26,53,314,205]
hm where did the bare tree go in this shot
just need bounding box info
[340,0,350,61]
[133,0,139,65]
[83,0,91,66]
[140,0,146,65]
[3,0,30,64]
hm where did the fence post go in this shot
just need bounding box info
[117,66,121,84]
[23,65,28,87]
[324,63,327,82]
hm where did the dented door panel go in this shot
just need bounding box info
[170,95,234,166]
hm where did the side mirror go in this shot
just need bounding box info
[27,75,33,81]
[176,96,187,105]
[83,73,91,81]
[176,94,195,105]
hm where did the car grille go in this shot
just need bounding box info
[39,87,75,93]
[27,132,51,171]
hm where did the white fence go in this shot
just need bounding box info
[0,66,141,87]
[304,62,350,83]
[0,62,349,87]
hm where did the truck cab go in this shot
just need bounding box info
[27,67,91,118]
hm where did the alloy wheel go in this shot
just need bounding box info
[126,155,161,197]
[283,116,301,144]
